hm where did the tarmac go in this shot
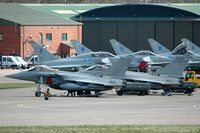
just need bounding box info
[0,69,200,126]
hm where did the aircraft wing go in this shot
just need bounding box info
[148,61,170,66]
[39,58,103,68]
[56,72,123,86]
[46,64,92,68]
[125,71,180,85]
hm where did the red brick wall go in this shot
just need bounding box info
[21,25,82,58]
[0,26,21,56]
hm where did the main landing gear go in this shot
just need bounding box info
[34,77,43,97]
[35,84,42,97]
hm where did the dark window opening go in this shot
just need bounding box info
[46,33,52,41]
[61,33,68,41]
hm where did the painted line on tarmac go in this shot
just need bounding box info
[16,103,84,112]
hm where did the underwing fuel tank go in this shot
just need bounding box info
[59,83,106,90]
[60,83,85,89]
[123,82,151,90]
[116,82,152,96]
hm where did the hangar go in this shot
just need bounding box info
[72,4,200,53]
[0,3,200,57]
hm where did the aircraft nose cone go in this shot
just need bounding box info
[6,73,20,79]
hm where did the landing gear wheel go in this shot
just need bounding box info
[77,91,84,96]
[186,89,193,96]
[167,93,172,96]
[161,92,166,96]
[95,91,101,97]
[116,90,123,96]
[138,91,145,96]
[85,91,91,96]
[35,91,41,97]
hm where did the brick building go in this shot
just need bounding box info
[0,4,82,58]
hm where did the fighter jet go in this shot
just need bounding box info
[72,40,160,71]
[6,56,132,97]
[148,38,200,64]
[74,53,196,96]
[68,43,196,96]
[115,53,196,96]
[109,39,172,70]
[28,40,117,70]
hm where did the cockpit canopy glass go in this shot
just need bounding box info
[134,51,157,56]
[27,65,57,72]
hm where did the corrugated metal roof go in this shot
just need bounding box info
[0,3,81,25]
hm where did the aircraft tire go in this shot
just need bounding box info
[95,91,101,97]
[138,91,145,96]
[77,91,84,96]
[85,91,91,96]
[167,93,172,96]
[35,92,41,97]
[116,90,123,96]
[161,92,166,96]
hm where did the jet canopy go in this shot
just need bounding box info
[84,65,109,72]
[76,52,116,58]
[133,51,158,56]
[27,65,58,72]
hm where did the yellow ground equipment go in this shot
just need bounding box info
[184,71,200,87]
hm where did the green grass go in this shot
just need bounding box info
[0,125,200,133]
[0,83,35,89]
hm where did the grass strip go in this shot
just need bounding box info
[0,83,35,89]
[0,125,200,133]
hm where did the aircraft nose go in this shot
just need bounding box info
[6,73,21,79]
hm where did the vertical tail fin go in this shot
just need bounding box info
[103,55,132,77]
[71,40,92,55]
[109,39,133,55]
[171,42,187,55]
[28,40,59,62]
[148,38,171,54]
[154,53,190,77]
[181,38,200,54]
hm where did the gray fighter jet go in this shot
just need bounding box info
[6,56,132,97]
[109,39,171,70]
[28,40,117,70]
[148,38,200,64]
[71,40,157,70]
[115,54,196,96]
[73,53,196,96]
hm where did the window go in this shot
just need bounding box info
[0,33,3,40]
[3,57,6,62]
[61,33,67,41]
[46,33,52,41]
[7,57,13,62]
